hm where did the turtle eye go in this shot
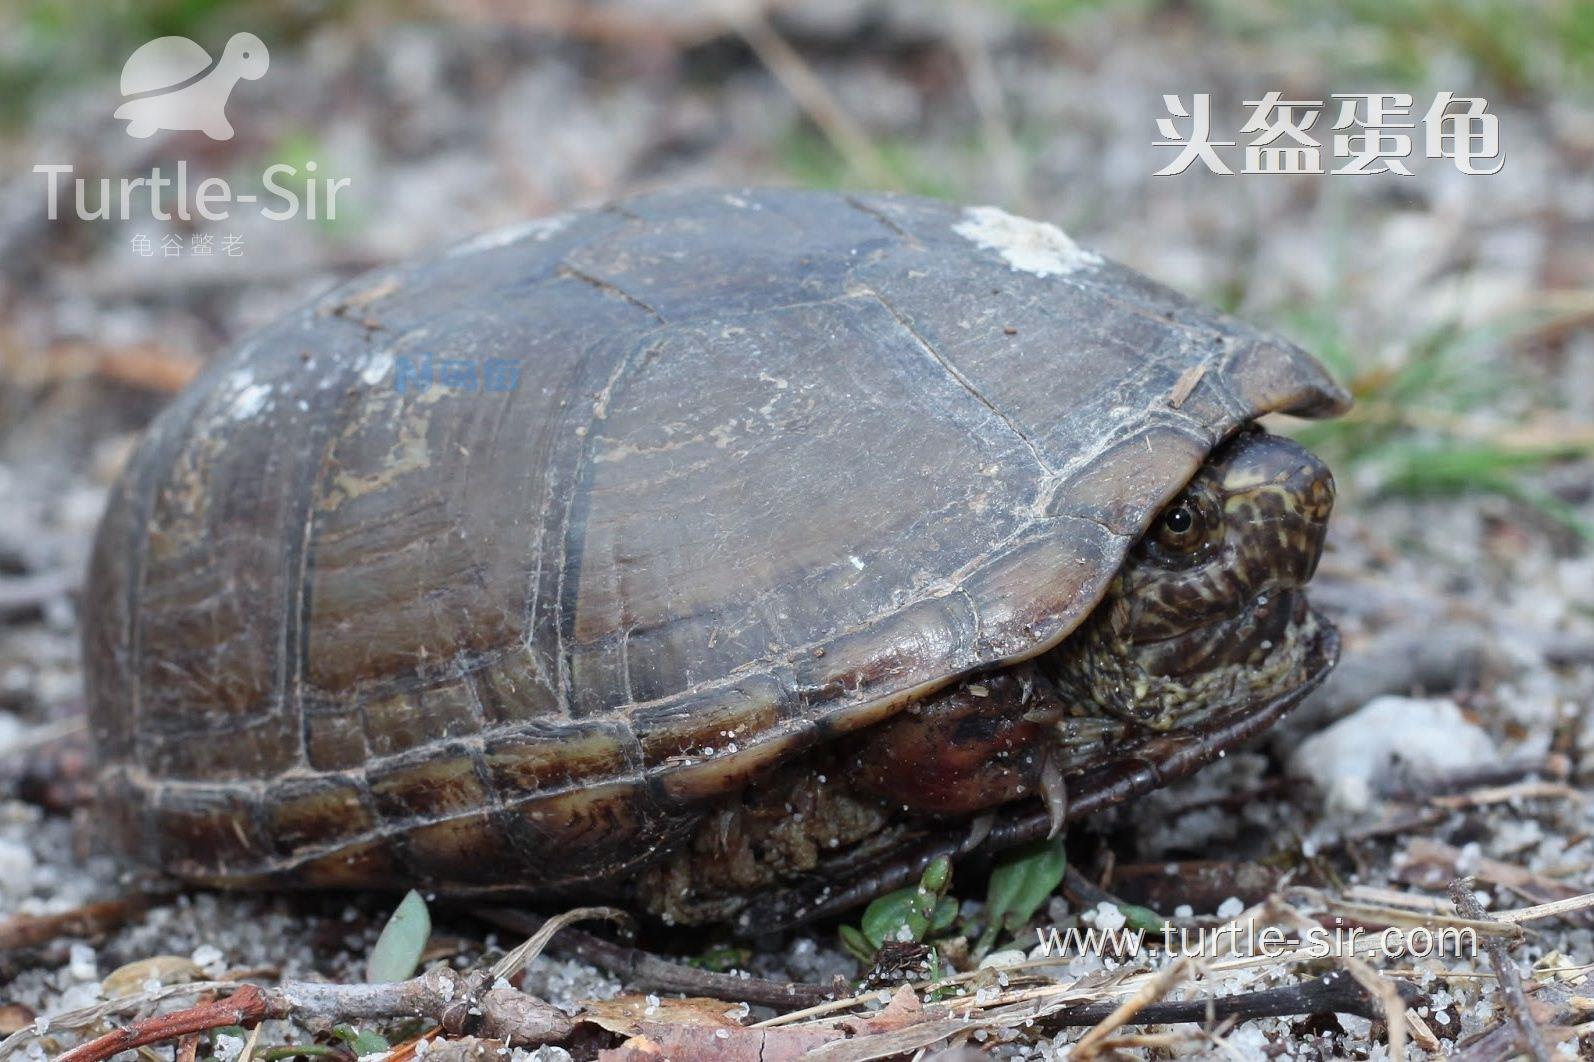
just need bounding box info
[1155,501,1204,552]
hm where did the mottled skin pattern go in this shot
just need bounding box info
[642,430,1334,923]
[83,189,1350,925]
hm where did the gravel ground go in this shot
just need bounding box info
[2,2,1591,1057]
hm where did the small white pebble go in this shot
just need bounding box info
[1087,901,1126,932]
[978,949,1028,971]
[67,943,97,982]
[190,944,225,972]
[1216,896,1246,920]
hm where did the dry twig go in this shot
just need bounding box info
[1450,877,1552,1062]
[474,906,839,1008]
[52,968,574,1062]
[725,6,894,187]
[1072,957,1196,1057]
[0,896,156,952]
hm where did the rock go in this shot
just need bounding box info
[1288,696,1497,814]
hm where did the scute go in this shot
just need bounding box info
[84,189,1349,889]
[119,36,214,97]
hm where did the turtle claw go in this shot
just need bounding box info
[1040,750,1068,839]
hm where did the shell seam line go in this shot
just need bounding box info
[862,286,1054,475]
[845,195,917,244]
[556,264,664,323]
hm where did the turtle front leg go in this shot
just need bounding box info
[844,661,1070,836]
[637,758,902,925]
[637,664,1071,926]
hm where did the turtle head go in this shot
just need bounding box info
[222,33,270,81]
[1048,429,1334,730]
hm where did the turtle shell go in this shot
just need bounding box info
[119,36,214,97]
[84,188,1349,893]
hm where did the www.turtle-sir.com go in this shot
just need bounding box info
[1034,921,1479,960]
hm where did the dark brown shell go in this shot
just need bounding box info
[84,188,1348,892]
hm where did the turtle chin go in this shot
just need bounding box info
[1132,586,1306,681]
[1123,589,1319,730]
[1044,591,1324,734]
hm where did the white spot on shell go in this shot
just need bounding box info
[952,205,1100,277]
[359,351,394,386]
[231,377,270,414]
[446,214,572,257]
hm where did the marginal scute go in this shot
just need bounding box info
[265,775,376,857]
[1224,337,1352,420]
[148,783,263,875]
[958,520,1118,662]
[630,672,789,763]
[83,188,1348,889]
[1053,425,1212,536]
[483,721,635,793]
[293,840,403,889]
[367,748,491,820]
[789,594,978,725]
[651,726,811,803]
[402,810,506,880]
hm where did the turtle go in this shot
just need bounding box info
[114,32,269,140]
[83,188,1349,930]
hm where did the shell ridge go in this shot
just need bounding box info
[287,348,379,770]
[554,330,668,715]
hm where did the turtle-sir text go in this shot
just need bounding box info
[33,161,349,222]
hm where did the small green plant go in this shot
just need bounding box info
[685,944,754,972]
[974,836,1067,958]
[331,1024,391,1057]
[1189,0,1594,99]
[365,889,431,984]
[1111,902,1169,936]
[839,855,958,963]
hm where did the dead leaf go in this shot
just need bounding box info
[835,984,936,1035]
[96,343,204,393]
[101,955,205,998]
[582,995,840,1061]
[0,1004,36,1036]
[580,994,743,1033]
